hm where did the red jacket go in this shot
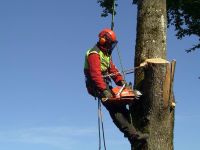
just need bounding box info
[85,52,123,91]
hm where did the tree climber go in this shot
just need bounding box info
[84,28,148,146]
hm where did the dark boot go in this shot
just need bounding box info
[133,132,149,141]
[129,132,149,148]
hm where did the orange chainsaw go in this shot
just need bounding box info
[102,84,142,104]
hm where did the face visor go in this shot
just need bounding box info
[111,41,118,50]
[107,40,118,55]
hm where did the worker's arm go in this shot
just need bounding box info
[87,53,107,91]
[109,61,124,85]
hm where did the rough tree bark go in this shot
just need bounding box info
[131,0,175,150]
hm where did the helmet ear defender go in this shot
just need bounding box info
[99,37,106,45]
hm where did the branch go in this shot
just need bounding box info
[97,0,118,17]
[185,42,200,53]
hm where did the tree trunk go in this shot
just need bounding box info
[131,0,175,149]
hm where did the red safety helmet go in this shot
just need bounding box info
[98,28,118,53]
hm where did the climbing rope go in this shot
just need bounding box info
[116,45,126,80]
[102,65,143,78]
[97,1,133,149]
[110,0,126,81]
[98,98,107,150]
[110,0,136,129]
[111,0,115,30]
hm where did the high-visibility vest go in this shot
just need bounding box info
[84,46,111,73]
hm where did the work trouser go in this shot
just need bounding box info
[85,77,137,139]
[102,101,137,139]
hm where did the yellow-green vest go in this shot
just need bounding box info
[84,46,111,72]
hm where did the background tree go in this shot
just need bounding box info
[167,0,200,52]
[98,0,200,52]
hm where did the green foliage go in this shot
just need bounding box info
[97,0,200,52]
[132,0,137,4]
[167,0,200,52]
[97,0,118,17]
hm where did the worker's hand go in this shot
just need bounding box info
[102,89,113,98]
[117,80,130,87]
[116,80,127,86]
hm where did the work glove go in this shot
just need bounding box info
[101,89,113,103]
[102,89,113,98]
[116,80,127,86]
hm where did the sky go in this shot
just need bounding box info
[0,0,199,150]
